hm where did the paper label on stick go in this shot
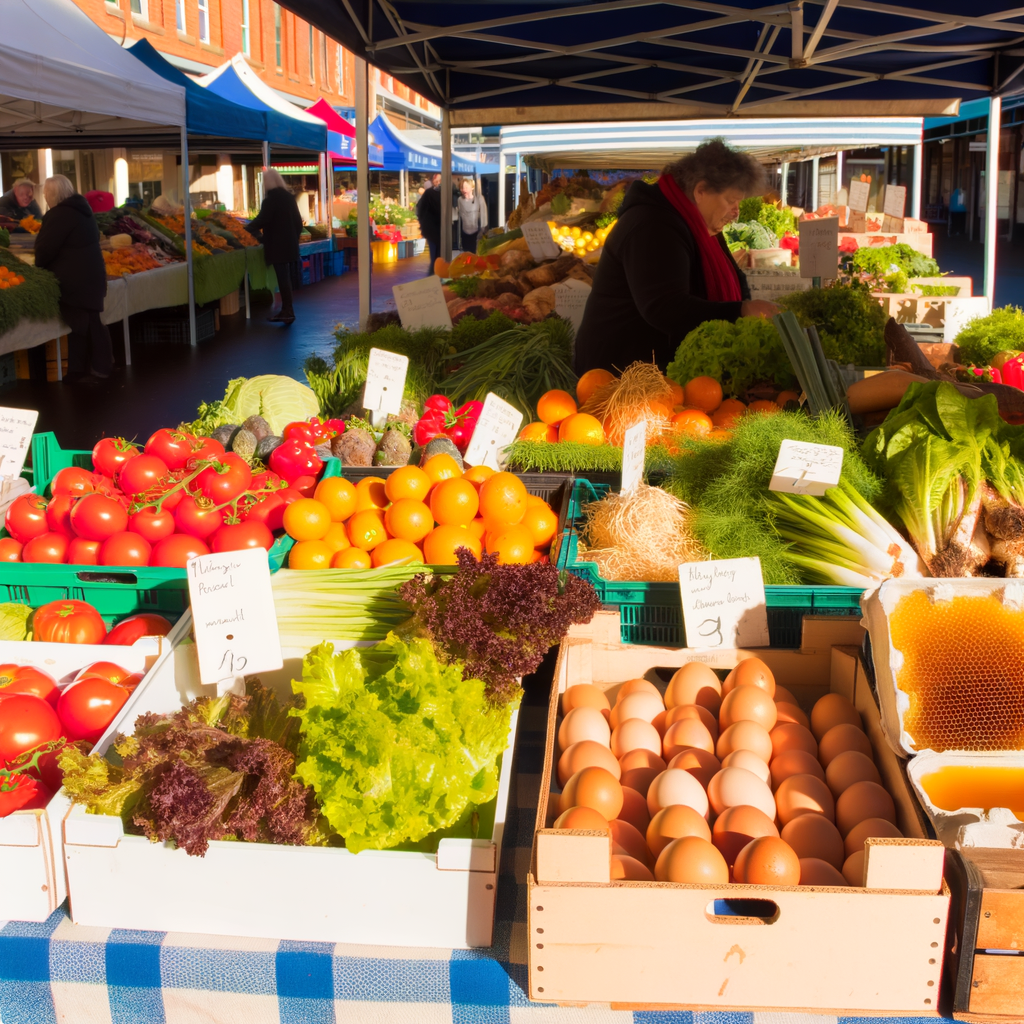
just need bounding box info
[552,277,591,332]
[848,180,870,213]
[883,185,907,220]
[620,420,646,495]
[463,392,524,471]
[0,407,37,479]
[799,216,839,280]
[679,557,770,650]
[363,348,409,416]
[769,438,844,496]
[392,276,453,330]
[520,220,561,261]
[187,548,283,691]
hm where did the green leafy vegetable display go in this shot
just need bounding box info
[778,282,887,366]
[189,375,320,436]
[505,439,675,476]
[0,249,61,336]
[723,221,777,251]
[850,244,940,293]
[954,306,1024,367]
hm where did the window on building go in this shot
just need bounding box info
[321,34,329,85]
[175,0,184,31]
[308,24,314,78]
[130,0,145,15]
[337,44,347,93]
[241,0,250,54]
[197,0,210,42]
[274,4,282,68]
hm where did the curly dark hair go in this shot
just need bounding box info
[664,138,766,198]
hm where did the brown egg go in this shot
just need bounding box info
[611,854,654,881]
[799,857,848,887]
[664,703,719,740]
[844,817,904,859]
[562,684,611,719]
[647,768,710,818]
[610,690,666,730]
[770,722,818,761]
[610,818,654,867]
[721,749,771,785]
[719,685,778,732]
[558,740,621,786]
[769,749,826,791]
[835,781,897,837]
[716,720,773,763]
[818,723,873,768]
[775,773,835,826]
[708,767,776,819]
[665,663,722,713]
[667,747,721,789]
[773,685,799,706]
[810,693,862,741]
[619,748,666,774]
[781,813,845,869]
[655,836,729,884]
[733,836,800,885]
[617,786,651,835]
[559,767,624,820]
[774,702,810,730]
[558,706,611,752]
[611,718,662,759]
[554,806,611,830]
[842,849,866,886]
[662,718,716,759]
[621,767,662,797]
[647,804,712,856]
[826,750,882,798]
[712,805,779,867]
[724,658,776,698]
[613,678,661,704]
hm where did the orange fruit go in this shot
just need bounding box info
[558,413,605,446]
[384,498,434,543]
[332,547,371,569]
[479,471,528,525]
[521,502,558,548]
[462,465,495,490]
[466,518,487,541]
[747,400,779,415]
[525,493,548,508]
[711,398,747,428]
[664,378,685,406]
[314,477,358,522]
[486,524,535,564]
[385,465,431,503]
[684,376,724,414]
[430,478,479,526]
[423,524,482,564]
[322,522,351,552]
[372,538,425,567]
[776,390,801,408]
[422,453,463,486]
[347,509,388,551]
[288,539,334,570]
[519,421,558,443]
[282,498,332,541]
[671,409,713,436]
[537,389,578,426]
[354,476,389,511]
[576,368,616,406]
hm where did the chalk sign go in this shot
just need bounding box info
[799,216,839,280]
[769,438,844,496]
[393,275,453,330]
[0,407,37,479]
[678,556,770,650]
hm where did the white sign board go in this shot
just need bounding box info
[799,216,839,280]
[848,180,871,213]
[744,269,812,302]
[392,275,453,330]
[363,348,409,416]
[944,296,992,344]
[620,420,646,495]
[187,547,283,691]
[769,439,844,497]
[679,557,770,650]
[0,407,38,479]
[462,392,524,471]
[520,220,561,261]
[552,277,591,332]
[883,185,907,220]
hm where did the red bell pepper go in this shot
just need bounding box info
[0,770,38,817]
[413,398,484,452]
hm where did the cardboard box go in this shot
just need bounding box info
[527,612,949,1014]
[219,289,241,316]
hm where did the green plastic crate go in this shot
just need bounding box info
[556,478,864,647]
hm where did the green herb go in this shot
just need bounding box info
[778,282,887,366]
[0,250,61,335]
[505,439,675,475]
[759,203,797,238]
[550,193,571,215]
[954,306,1024,366]
[912,284,959,297]
[595,212,617,229]
[738,197,764,223]
[851,244,939,291]
[447,276,480,299]
[723,221,777,251]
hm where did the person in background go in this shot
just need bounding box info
[416,173,444,274]
[248,168,303,325]
[457,178,487,254]
[0,178,43,223]
[34,175,113,384]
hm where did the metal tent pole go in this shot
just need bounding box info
[399,169,407,207]
[441,108,453,262]
[780,161,789,206]
[497,147,506,227]
[985,95,1002,302]
[181,127,197,347]
[355,57,371,330]
[514,152,521,207]
[811,156,820,212]
[911,143,923,220]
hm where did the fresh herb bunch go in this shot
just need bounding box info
[758,203,797,239]
[851,244,940,292]
[778,282,887,366]
[447,276,480,299]
[955,306,1024,367]
[449,310,518,352]
[0,249,61,335]
[738,196,763,222]
[399,550,600,706]
[505,439,675,476]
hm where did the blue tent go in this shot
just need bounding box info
[371,114,492,174]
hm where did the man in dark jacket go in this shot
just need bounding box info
[0,179,43,223]
[415,173,457,275]
[34,175,113,383]
[248,169,303,324]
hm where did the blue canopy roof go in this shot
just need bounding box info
[371,114,492,174]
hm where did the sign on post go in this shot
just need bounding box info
[392,276,453,330]
[769,439,844,497]
[363,348,409,417]
[847,180,870,233]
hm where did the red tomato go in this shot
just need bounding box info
[242,492,286,531]
[73,661,141,690]
[45,493,76,536]
[5,494,49,543]
[66,537,101,564]
[192,454,252,505]
[117,454,169,496]
[269,440,322,483]
[210,520,274,553]
[56,678,128,744]
[17,780,54,812]
[91,437,140,479]
[250,470,284,492]
[32,599,107,645]
[69,493,129,541]
[128,507,175,543]
[99,531,152,567]
[278,487,303,505]
[104,613,172,646]
[21,532,69,564]
[0,771,40,816]
[189,436,225,462]
[174,496,223,539]
[145,428,196,470]
[283,421,315,443]
[0,694,62,763]
[149,534,210,568]
[290,475,318,498]
[0,665,59,707]
[50,466,96,497]
[0,538,22,562]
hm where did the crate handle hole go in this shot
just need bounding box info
[705,898,779,924]
[76,571,140,586]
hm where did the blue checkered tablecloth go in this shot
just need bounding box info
[0,703,950,1024]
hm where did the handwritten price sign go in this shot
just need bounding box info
[798,216,839,280]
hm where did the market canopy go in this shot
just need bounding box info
[305,98,384,166]
[0,0,185,149]
[371,113,492,173]
[281,0,1024,126]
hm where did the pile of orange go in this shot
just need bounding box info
[284,458,560,571]
[667,378,798,439]
[0,266,26,290]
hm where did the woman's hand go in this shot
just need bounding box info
[740,299,780,319]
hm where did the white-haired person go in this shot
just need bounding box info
[248,168,303,324]
[0,177,42,223]
[34,174,113,383]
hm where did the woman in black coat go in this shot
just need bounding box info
[248,169,303,324]
[34,175,113,383]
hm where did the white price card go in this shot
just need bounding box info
[0,407,38,479]
[552,277,591,332]
[679,557,770,650]
[944,296,992,344]
[187,547,283,691]
[392,275,453,330]
[620,420,646,495]
[799,216,839,280]
[462,392,524,471]
[848,179,870,213]
[883,184,907,220]
[744,269,812,301]
[363,347,409,416]
[769,438,844,496]
[520,220,561,261]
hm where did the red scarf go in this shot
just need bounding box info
[658,173,742,303]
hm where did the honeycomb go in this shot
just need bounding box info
[890,590,1024,751]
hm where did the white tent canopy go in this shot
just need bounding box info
[197,55,329,127]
